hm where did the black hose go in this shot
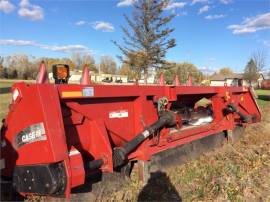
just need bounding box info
[86,159,104,170]
[226,104,249,123]
[124,117,169,154]
[113,111,175,168]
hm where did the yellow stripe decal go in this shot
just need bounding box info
[62,91,82,98]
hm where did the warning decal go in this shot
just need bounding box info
[109,110,128,119]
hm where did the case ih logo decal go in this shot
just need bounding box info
[14,123,46,148]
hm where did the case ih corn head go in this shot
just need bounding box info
[1,62,261,199]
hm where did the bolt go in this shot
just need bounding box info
[32,178,34,182]
[24,178,27,181]
[26,170,29,173]
[45,183,49,187]
[29,186,31,190]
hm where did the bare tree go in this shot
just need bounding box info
[219,67,234,76]
[71,52,83,69]
[251,49,267,71]
[0,56,4,78]
[99,56,117,74]
[82,54,98,72]
[6,54,36,79]
[71,52,97,72]
[118,63,134,80]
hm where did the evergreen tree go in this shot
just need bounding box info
[243,59,259,85]
[3,68,8,79]
[12,69,18,79]
[113,0,176,82]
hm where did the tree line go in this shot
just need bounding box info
[0,54,118,80]
[0,53,205,84]
[1,52,266,85]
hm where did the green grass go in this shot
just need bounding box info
[0,80,35,122]
[255,89,270,96]
[0,94,11,121]
[256,98,270,107]
[0,80,15,121]
[0,81,14,88]
[255,89,270,107]
[0,79,34,88]
[196,98,211,106]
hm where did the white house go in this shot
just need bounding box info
[210,73,264,88]
[48,70,128,84]
[210,73,246,86]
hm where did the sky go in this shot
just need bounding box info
[0,0,269,73]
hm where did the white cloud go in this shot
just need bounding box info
[0,39,35,46]
[75,20,86,26]
[165,1,186,10]
[18,6,44,20]
[40,44,91,53]
[228,12,270,34]
[75,20,115,33]
[176,11,188,17]
[0,0,15,13]
[191,0,209,5]
[91,21,115,32]
[205,14,226,20]
[220,0,232,4]
[198,5,209,14]
[199,66,215,75]
[18,0,44,21]
[117,0,135,7]
[19,0,29,7]
[0,39,92,54]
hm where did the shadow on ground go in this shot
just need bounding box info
[70,172,129,201]
[138,171,182,201]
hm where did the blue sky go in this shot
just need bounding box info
[0,0,269,73]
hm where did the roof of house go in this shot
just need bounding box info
[210,73,243,81]
[260,71,270,80]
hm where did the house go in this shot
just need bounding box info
[210,73,247,87]
[260,72,270,89]
[210,73,266,88]
[48,70,128,84]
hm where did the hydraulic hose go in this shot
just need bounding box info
[225,104,249,123]
[113,111,176,168]
[86,159,104,170]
